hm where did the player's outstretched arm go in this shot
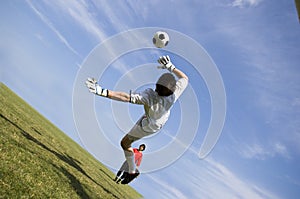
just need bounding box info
[85,78,130,102]
[107,91,130,102]
[157,55,189,80]
[172,68,188,80]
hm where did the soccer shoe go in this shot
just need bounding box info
[121,172,139,184]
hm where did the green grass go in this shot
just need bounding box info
[0,83,142,199]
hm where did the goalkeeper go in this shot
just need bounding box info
[86,55,188,183]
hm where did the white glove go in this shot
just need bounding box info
[157,55,176,72]
[85,78,109,97]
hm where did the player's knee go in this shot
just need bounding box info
[120,138,128,150]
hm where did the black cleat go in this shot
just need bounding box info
[121,172,139,184]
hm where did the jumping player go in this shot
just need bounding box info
[86,55,188,183]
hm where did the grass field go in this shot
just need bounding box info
[0,83,142,199]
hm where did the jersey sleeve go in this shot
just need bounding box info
[174,78,188,101]
[130,88,153,105]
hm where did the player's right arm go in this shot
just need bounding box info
[85,78,130,102]
[107,91,130,102]
[85,78,150,104]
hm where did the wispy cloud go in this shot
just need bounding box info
[139,131,279,198]
[26,0,80,56]
[144,174,188,199]
[238,142,290,160]
[91,0,133,32]
[183,157,281,199]
[41,0,107,42]
[212,0,300,155]
[139,154,280,199]
[230,0,264,8]
[38,0,152,76]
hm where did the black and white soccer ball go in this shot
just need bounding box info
[152,31,169,48]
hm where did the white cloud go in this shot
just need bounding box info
[230,0,263,8]
[42,0,135,42]
[26,0,80,56]
[187,157,280,199]
[240,144,270,159]
[37,0,152,76]
[42,0,107,42]
[238,142,290,160]
[212,0,300,156]
[273,142,290,158]
[144,174,188,199]
[138,154,280,199]
[91,0,133,31]
[135,141,280,198]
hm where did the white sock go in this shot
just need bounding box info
[124,150,136,173]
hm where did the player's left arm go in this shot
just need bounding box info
[157,55,189,100]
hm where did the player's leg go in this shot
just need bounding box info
[114,161,128,181]
[120,116,152,184]
[121,134,145,184]
[120,134,139,174]
[120,116,147,173]
[120,135,138,184]
[121,169,140,184]
[115,170,123,179]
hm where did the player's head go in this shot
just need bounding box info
[155,73,176,96]
[139,144,146,151]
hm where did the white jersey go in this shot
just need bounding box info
[130,78,188,134]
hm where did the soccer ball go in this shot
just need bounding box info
[152,31,169,48]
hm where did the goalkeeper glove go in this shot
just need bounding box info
[157,55,176,72]
[85,78,109,97]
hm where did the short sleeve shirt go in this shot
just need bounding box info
[130,78,188,133]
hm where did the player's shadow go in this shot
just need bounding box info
[1,113,120,199]
[51,164,90,199]
[99,167,114,180]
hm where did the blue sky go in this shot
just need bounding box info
[1,0,300,198]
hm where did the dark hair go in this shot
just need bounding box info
[155,73,176,96]
[139,144,146,151]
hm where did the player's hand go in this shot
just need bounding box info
[85,78,108,97]
[157,55,176,72]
